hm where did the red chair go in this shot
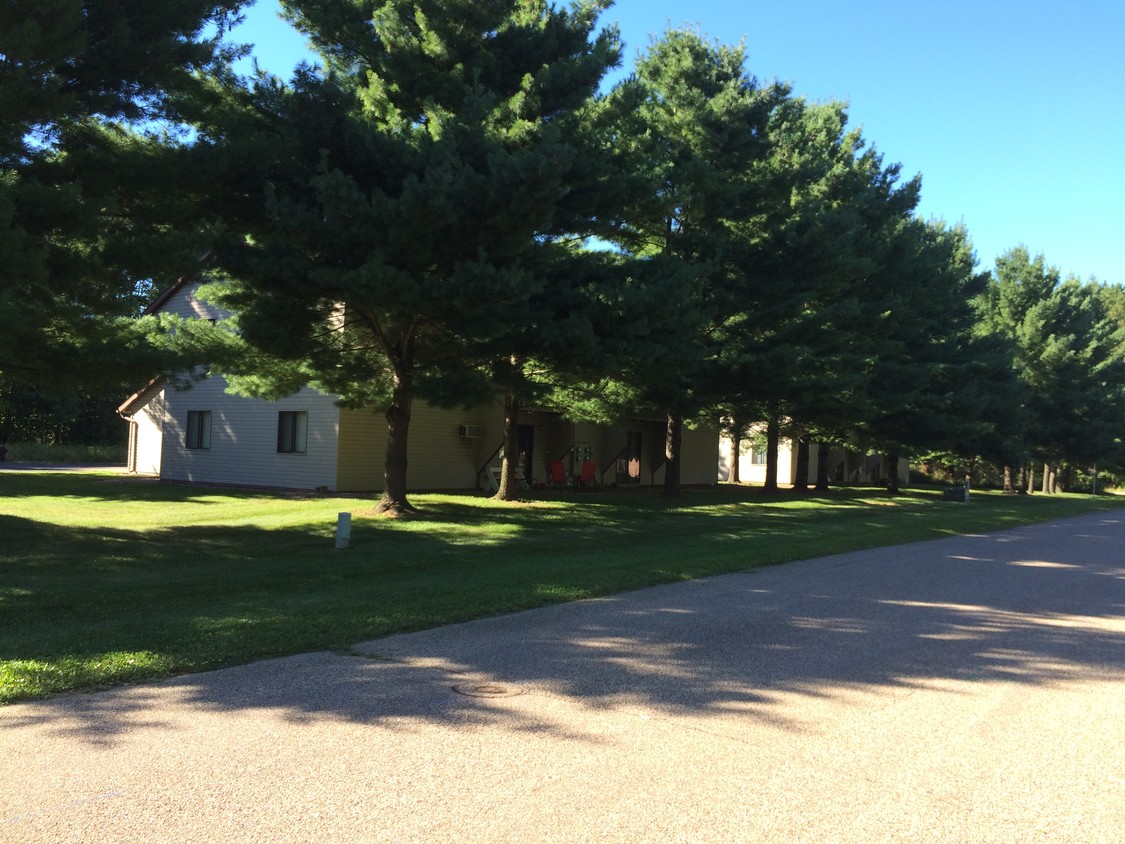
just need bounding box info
[548,460,569,491]
[576,459,599,491]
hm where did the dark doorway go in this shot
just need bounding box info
[617,431,642,485]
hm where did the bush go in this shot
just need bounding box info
[1,442,126,464]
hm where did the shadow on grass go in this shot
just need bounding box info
[3,512,1123,747]
[0,470,261,504]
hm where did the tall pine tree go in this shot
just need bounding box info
[204,0,620,515]
[596,29,788,497]
[0,0,248,391]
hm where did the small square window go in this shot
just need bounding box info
[277,411,308,454]
[750,447,768,465]
[186,410,212,450]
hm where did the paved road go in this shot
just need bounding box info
[3,513,1123,842]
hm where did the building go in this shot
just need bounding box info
[718,428,909,487]
[119,280,719,492]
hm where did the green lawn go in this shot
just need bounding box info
[3,470,1123,704]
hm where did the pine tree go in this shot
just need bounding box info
[205,0,620,515]
[595,29,789,498]
[717,99,896,492]
[0,1,248,391]
[978,248,1125,487]
[846,219,991,491]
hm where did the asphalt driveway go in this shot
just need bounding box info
[3,512,1123,842]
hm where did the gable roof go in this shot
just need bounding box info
[117,375,167,417]
[143,251,214,315]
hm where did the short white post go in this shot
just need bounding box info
[963,476,971,503]
[336,512,352,549]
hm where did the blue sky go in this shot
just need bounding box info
[233,0,1125,284]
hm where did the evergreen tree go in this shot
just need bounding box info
[980,247,1125,488]
[0,0,248,391]
[848,219,990,491]
[204,0,620,515]
[717,99,898,492]
[596,29,789,497]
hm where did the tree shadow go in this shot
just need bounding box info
[4,514,1122,747]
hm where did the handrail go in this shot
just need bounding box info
[476,441,505,489]
[649,454,667,486]
[602,446,629,481]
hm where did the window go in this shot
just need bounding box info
[750,447,768,465]
[185,411,212,450]
[277,411,308,454]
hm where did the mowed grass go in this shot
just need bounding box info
[3,470,1123,704]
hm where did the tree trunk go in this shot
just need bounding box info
[1048,464,1059,494]
[1002,464,1014,493]
[884,452,900,494]
[1061,464,1074,492]
[1027,462,1036,494]
[661,410,682,498]
[815,442,831,491]
[729,427,742,484]
[1042,462,1051,494]
[494,389,521,501]
[374,368,419,517]
[792,434,810,494]
[762,413,780,492]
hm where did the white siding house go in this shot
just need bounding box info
[120,279,721,492]
[156,376,341,490]
[718,429,909,487]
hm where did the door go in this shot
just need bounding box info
[616,431,642,485]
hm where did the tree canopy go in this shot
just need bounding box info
[5,2,1120,496]
[198,0,621,514]
[0,0,249,390]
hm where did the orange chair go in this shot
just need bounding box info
[576,459,599,492]
[548,460,569,491]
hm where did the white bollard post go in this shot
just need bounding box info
[336,512,352,549]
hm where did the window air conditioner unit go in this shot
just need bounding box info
[458,424,482,439]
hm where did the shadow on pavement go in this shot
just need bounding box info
[5,515,1123,745]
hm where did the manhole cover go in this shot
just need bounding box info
[452,683,523,698]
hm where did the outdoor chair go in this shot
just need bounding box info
[576,459,600,491]
[548,460,569,491]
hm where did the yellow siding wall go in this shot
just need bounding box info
[718,428,799,485]
[335,408,385,492]
[336,406,720,492]
[679,422,721,485]
[408,403,496,489]
[337,401,502,491]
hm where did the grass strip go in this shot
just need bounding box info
[3,470,1123,704]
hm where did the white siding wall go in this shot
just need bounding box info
[161,281,230,321]
[161,374,341,490]
[719,433,798,485]
[132,392,166,475]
